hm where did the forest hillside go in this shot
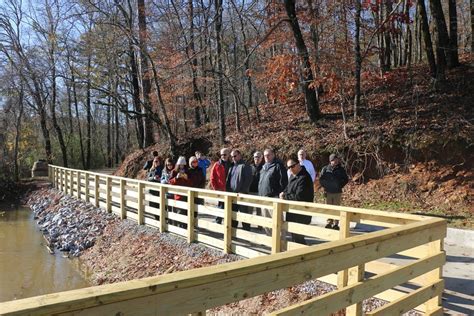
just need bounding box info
[1,1,472,227]
[115,58,474,229]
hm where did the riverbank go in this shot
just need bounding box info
[0,203,89,302]
[27,187,419,315]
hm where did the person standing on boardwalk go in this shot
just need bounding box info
[258,148,288,235]
[143,151,159,171]
[319,153,349,230]
[279,156,314,245]
[147,156,163,182]
[249,151,264,195]
[226,149,253,231]
[160,158,175,184]
[195,151,211,178]
[297,149,316,182]
[187,156,205,189]
[209,148,231,224]
[249,151,264,223]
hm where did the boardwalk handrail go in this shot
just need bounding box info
[0,165,445,315]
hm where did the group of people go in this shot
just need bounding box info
[143,147,349,244]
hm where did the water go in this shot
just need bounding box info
[0,205,89,302]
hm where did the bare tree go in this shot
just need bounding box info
[284,0,320,122]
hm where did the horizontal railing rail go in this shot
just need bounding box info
[0,165,445,315]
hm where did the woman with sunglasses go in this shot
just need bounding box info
[147,156,163,182]
[160,158,175,184]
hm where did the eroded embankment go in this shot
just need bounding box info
[27,188,419,315]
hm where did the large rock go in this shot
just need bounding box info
[32,160,48,177]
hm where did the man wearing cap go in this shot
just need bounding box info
[319,153,349,230]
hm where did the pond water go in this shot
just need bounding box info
[0,205,89,302]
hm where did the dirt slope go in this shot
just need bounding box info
[115,60,474,228]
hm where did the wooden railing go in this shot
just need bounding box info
[0,165,446,315]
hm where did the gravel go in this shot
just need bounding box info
[26,187,422,315]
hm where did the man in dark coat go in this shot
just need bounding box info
[258,148,288,235]
[249,151,264,226]
[279,156,314,245]
[226,150,253,231]
[319,153,349,230]
[143,151,159,171]
[249,151,264,194]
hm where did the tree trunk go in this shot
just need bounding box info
[114,106,121,164]
[188,0,203,128]
[418,0,437,77]
[86,54,92,169]
[45,4,68,167]
[71,66,86,169]
[39,106,53,164]
[404,0,412,67]
[13,87,24,181]
[50,66,68,167]
[215,0,226,144]
[448,0,460,67]
[107,97,112,168]
[429,0,450,78]
[284,0,320,122]
[137,0,154,146]
[383,0,393,72]
[471,0,474,53]
[354,0,362,119]
[130,43,144,148]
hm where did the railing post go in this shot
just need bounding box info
[60,169,64,192]
[337,211,364,316]
[159,186,167,232]
[223,195,233,254]
[64,170,67,194]
[77,171,81,200]
[85,173,90,203]
[346,264,364,316]
[187,190,195,243]
[69,170,74,195]
[94,175,99,207]
[137,182,144,224]
[272,202,283,254]
[120,179,126,219]
[338,211,351,288]
[106,177,112,213]
[423,239,444,314]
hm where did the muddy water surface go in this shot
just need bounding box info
[0,205,89,302]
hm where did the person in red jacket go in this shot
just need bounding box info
[209,148,231,224]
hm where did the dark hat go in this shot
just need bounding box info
[329,153,338,162]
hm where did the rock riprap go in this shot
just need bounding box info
[28,189,117,257]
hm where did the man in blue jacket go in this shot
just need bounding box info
[319,153,349,230]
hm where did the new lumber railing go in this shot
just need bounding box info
[0,165,446,315]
